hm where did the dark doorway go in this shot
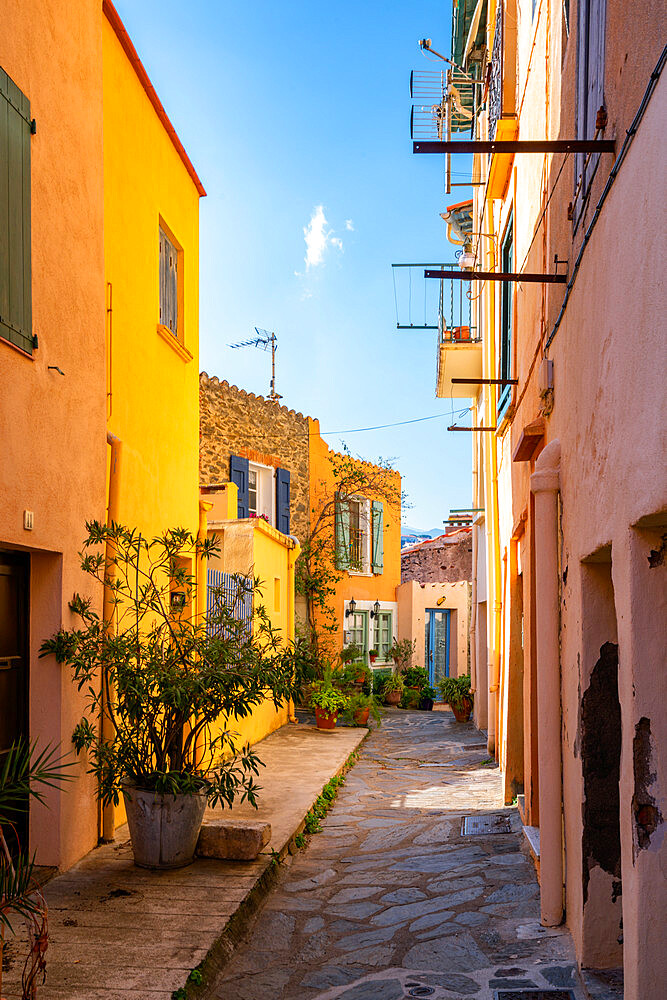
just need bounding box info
[0,550,30,855]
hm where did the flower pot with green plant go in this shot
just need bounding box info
[402,665,428,690]
[382,673,404,706]
[341,660,371,689]
[368,649,378,664]
[388,637,417,674]
[420,685,436,711]
[345,692,382,728]
[310,683,349,730]
[40,522,297,870]
[339,642,363,665]
[438,674,474,722]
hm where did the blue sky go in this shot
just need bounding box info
[116,0,473,530]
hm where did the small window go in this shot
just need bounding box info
[347,611,368,655]
[159,225,179,337]
[375,611,393,662]
[573,0,606,224]
[335,496,372,573]
[498,213,514,415]
[248,470,258,515]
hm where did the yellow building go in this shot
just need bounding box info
[103,0,204,544]
[201,482,300,745]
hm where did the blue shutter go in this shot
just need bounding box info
[230,455,249,518]
[371,501,384,574]
[275,467,290,534]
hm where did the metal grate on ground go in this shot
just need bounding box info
[461,813,513,835]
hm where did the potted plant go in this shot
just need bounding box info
[368,649,379,664]
[388,637,417,674]
[400,686,421,710]
[40,523,296,870]
[310,682,349,730]
[340,642,363,665]
[345,692,382,728]
[402,665,428,690]
[341,660,371,688]
[438,674,474,722]
[420,685,436,711]
[382,674,404,706]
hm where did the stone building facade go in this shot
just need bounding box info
[199,373,311,544]
[401,529,473,584]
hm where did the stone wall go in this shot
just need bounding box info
[401,530,472,584]
[199,373,311,544]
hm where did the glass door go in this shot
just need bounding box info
[425,609,450,695]
[0,551,30,855]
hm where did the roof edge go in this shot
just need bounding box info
[102,0,206,197]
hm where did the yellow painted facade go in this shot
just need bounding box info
[103,14,201,546]
[204,490,300,746]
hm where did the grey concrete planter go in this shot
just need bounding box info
[123,785,207,869]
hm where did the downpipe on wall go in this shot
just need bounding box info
[102,431,123,842]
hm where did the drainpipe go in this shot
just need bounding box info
[469,411,478,702]
[485,204,502,758]
[102,431,122,842]
[197,498,213,623]
[530,439,563,926]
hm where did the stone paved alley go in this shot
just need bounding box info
[214,710,583,1000]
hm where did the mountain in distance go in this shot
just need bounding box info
[402,525,445,539]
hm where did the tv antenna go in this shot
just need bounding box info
[229,328,282,402]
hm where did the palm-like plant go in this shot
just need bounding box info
[0,740,71,998]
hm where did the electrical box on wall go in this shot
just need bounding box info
[23,510,34,530]
[539,358,554,394]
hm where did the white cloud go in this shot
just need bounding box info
[345,219,354,231]
[302,205,344,271]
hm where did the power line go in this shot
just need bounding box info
[321,408,471,435]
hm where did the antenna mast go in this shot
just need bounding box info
[228,328,282,402]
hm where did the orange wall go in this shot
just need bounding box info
[307,417,401,652]
[0,1,107,868]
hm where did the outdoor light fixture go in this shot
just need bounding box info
[345,598,357,618]
[458,244,476,270]
[370,599,381,619]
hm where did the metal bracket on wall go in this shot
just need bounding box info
[414,139,615,154]
[425,269,567,284]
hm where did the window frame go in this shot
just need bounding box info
[374,610,393,662]
[158,218,184,345]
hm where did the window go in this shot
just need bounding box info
[159,225,179,337]
[347,611,368,655]
[498,213,514,415]
[0,67,33,355]
[248,469,258,515]
[229,455,291,533]
[335,496,384,575]
[374,611,393,661]
[574,0,606,223]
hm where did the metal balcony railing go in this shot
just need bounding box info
[349,528,364,571]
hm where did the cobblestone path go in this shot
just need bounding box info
[213,710,581,1000]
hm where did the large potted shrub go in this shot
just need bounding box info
[438,674,474,722]
[40,522,296,870]
[345,692,382,728]
[382,674,404,706]
[388,637,416,674]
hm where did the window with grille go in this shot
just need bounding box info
[159,226,179,337]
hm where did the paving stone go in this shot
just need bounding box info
[338,943,396,967]
[409,971,483,994]
[334,926,397,952]
[329,886,385,905]
[329,901,384,920]
[336,978,404,999]
[303,916,325,934]
[409,908,454,931]
[379,887,427,904]
[371,895,455,927]
[485,883,540,903]
[542,964,577,987]
[284,868,338,891]
[393,847,486,872]
[300,965,360,989]
[455,911,490,926]
[489,978,538,988]
[402,932,490,971]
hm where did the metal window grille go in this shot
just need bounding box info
[349,527,365,570]
[206,569,253,639]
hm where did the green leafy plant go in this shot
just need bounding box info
[1,740,71,999]
[400,687,422,709]
[382,674,405,695]
[340,660,371,691]
[388,637,417,673]
[310,683,349,715]
[420,685,436,704]
[339,642,363,664]
[438,673,473,709]
[368,648,378,658]
[39,522,298,810]
[402,665,428,688]
[372,668,392,697]
[345,692,382,727]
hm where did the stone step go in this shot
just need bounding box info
[197,818,272,860]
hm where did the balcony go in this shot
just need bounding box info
[436,326,483,399]
[487,0,518,199]
[349,527,365,572]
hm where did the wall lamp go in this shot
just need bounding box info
[370,600,381,619]
[345,597,357,618]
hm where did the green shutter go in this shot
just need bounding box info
[0,67,32,355]
[334,493,350,570]
[371,500,384,574]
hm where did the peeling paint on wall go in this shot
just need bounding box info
[632,716,663,859]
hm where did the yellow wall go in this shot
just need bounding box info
[103,17,201,541]
[308,418,402,656]
[206,513,300,746]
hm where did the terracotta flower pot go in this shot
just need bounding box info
[315,707,338,730]
[451,697,473,723]
[369,654,377,664]
[353,707,370,726]
[384,689,401,706]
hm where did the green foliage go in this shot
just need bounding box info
[339,642,363,664]
[304,774,346,833]
[309,682,349,715]
[402,666,428,688]
[372,668,392,697]
[438,673,473,708]
[421,685,436,702]
[382,673,404,695]
[340,660,371,692]
[294,832,306,849]
[40,522,299,810]
[1,740,71,934]
[345,692,382,727]
[400,687,422,709]
[388,637,417,672]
